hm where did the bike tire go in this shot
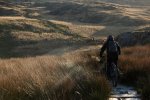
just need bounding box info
[111,63,118,87]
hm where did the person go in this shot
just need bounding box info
[100,35,121,78]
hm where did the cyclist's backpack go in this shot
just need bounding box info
[108,41,118,53]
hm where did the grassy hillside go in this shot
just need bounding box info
[29,1,150,37]
[116,26,150,46]
[96,0,150,6]
[0,1,150,100]
[0,1,111,100]
[5,0,150,6]
[32,1,150,26]
[0,17,90,58]
[1,1,149,37]
[0,1,24,16]
[119,45,150,100]
[0,50,111,100]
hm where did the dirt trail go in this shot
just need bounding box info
[109,85,141,100]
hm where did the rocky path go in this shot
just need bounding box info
[109,85,141,100]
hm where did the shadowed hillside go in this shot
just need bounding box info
[26,1,150,38]
[1,1,149,37]
[0,49,111,100]
[0,1,23,16]
[0,0,150,100]
[9,0,150,6]
[116,26,150,47]
[0,17,96,58]
[97,0,150,6]
[32,1,150,26]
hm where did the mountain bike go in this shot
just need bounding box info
[100,56,119,87]
[108,62,118,87]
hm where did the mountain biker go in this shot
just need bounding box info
[100,35,121,78]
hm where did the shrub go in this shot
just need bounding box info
[119,45,150,98]
[0,50,110,100]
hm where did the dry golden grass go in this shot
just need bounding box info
[0,17,72,35]
[0,50,111,100]
[123,7,150,21]
[119,45,150,73]
[31,1,150,39]
[50,20,106,38]
[0,17,87,57]
[1,1,149,99]
[119,45,150,99]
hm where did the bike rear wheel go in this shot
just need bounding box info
[110,63,118,87]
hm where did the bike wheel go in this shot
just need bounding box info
[112,73,118,87]
[111,63,118,87]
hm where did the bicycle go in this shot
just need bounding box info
[100,56,119,87]
[108,62,118,87]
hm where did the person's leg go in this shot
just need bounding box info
[113,53,118,67]
[114,60,118,67]
[107,54,113,79]
[107,58,111,79]
[114,55,123,77]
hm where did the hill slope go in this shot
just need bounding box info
[116,26,150,47]
[0,17,89,57]
[32,1,150,26]
[97,0,150,6]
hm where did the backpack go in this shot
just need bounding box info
[108,41,118,53]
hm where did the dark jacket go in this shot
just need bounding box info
[100,40,121,59]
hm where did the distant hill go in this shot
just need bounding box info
[0,17,83,57]
[116,27,150,47]
[97,0,150,6]
[0,0,150,57]
[2,0,150,6]
[32,1,150,26]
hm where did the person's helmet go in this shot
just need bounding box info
[107,35,114,41]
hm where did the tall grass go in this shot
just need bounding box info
[119,45,150,100]
[0,17,86,58]
[0,50,111,100]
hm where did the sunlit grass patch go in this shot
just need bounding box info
[119,45,150,99]
[0,50,110,100]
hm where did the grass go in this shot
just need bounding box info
[0,31,17,57]
[1,42,150,100]
[0,17,73,36]
[0,17,87,58]
[0,50,111,100]
[119,45,150,100]
[0,1,149,100]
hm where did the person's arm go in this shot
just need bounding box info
[116,42,121,55]
[100,41,107,57]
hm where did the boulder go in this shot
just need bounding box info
[116,27,150,47]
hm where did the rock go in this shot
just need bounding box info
[116,27,150,47]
